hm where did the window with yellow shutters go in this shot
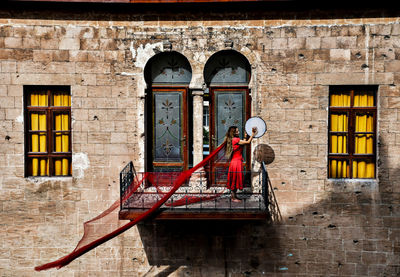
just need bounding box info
[25,86,71,177]
[328,86,377,179]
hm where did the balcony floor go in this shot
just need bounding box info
[119,192,269,220]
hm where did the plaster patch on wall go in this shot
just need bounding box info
[72,152,90,179]
[15,113,23,123]
[135,77,146,172]
[120,72,137,76]
[193,52,206,63]
[131,42,163,69]
[130,41,136,60]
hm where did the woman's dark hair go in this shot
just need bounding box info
[224,126,237,159]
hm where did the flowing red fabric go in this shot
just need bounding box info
[34,143,226,271]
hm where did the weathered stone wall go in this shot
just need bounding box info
[0,4,399,276]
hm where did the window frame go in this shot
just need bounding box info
[24,86,72,177]
[146,86,190,172]
[208,86,252,186]
[328,86,377,179]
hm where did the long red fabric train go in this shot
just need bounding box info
[34,142,226,271]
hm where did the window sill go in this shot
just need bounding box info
[325,178,378,192]
[26,176,73,182]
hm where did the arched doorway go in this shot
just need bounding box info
[144,51,192,172]
[203,50,252,183]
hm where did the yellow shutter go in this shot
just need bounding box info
[353,91,375,178]
[329,91,350,178]
[53,92,71,176]
[30,92,49,176]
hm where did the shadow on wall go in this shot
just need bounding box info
[135,139,400,276]
[377,137,400,275]
[137,143,282,276]
[253,144,282,223]
[137,220,280,277]
[253,144,275,166]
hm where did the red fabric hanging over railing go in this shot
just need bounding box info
[34,143,226,271]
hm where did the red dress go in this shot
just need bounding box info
[227,137,243,190]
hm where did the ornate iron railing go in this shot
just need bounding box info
[261,161,282,222]
[120,162,277,215]
[119,161,136,210]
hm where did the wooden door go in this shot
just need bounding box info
[151,88,189,172]
[209,88,251,185]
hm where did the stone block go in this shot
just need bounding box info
[22,37,40,49]
[386,60,400,72]
[280,144,299,156]
[100,39,118,51]
[2,96,14,108]
[0,25,13,37]
[321,37,337,49]
[306,262,338,275]
[76,62,111,74]
[33,26,55,38]
[337,36,357,48]
[72,108,89,121]
[79,74,96,86]
[1,61,16,73]
[296,26,316,38]
[313,49,330,60]
[81,119,101,132]
[69,50,88,62]
[330,49,351,61]
[306,37,321,49]
[52,50,69,62]
[285,109,305,121]
[87,51,104,62]
[370,24,392,36]
[274,190,297,203]
[287,37,305,49]
[315,26,331,37]
[345,251,362,263]
[72,85,88,97]
[14,71,75,85]
[361,251,387,265]
[5,108,21,120]
[87,86,111,98]
[32,50,52,62]
[81,39,100,51]
[59,38,80,50]
[271,38,288,49]
[104,144,129,155]
[40,38,59,50]
[4,37,22,49]
[106,109,126,121]
[97,98,117,109]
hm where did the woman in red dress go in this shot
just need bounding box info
[225,126,257,202]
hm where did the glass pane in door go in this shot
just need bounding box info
[214,91,245,147]
[153,92,183,162]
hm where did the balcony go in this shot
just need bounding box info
[119,162,274,220]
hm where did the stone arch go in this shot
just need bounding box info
[143,51,193,172]
[144,51,192,86]
[203,49,251,86]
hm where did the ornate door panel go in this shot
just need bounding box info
[152,88,188,172]
[210,88,251,184]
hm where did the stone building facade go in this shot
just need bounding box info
[1,1,399,276]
